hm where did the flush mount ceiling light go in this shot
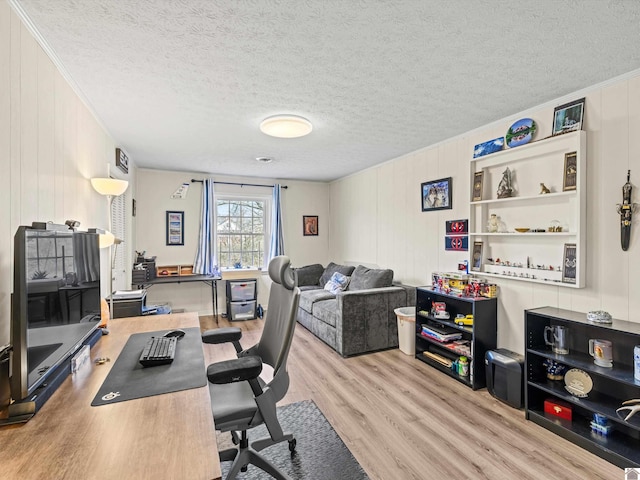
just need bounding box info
[259,115,312,138]
[256,156,273,163]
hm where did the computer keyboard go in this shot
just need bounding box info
[139,336,177,367]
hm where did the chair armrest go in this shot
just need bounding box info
[206,355,263,384]
[202,327,242,344]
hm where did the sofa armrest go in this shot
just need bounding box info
[334,286,410,356]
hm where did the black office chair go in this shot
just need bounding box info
[202,256,300,480]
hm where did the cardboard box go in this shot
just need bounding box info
[544,398,572,421]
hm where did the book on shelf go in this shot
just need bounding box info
[420,325,462,342]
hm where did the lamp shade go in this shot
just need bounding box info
[98,231,115,249]
[91,177,129,196]
[260,115,312,138]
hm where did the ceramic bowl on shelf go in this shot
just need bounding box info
[514,228,530,233]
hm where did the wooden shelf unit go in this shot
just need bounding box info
[415,288,497,390]
[469,130,586,288]
[525,307,640,468]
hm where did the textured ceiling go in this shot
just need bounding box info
[13,0,640,181]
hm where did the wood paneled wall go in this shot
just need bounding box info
[0,3,126,345]
[329,74,640,353]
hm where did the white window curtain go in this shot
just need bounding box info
[268,184,284,260]
[193,178,218,275]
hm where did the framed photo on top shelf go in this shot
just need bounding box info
[552,98,585,136]
[562,243,577,284]
[166,211,184,246]
[472,171,484,201]
[471,241,483,271]
[421,177,452,211]
[563,152,577,191]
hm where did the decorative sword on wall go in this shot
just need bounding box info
[616,170,638,251]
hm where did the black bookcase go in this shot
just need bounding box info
[415,287,497,390]
[525,307,640,468]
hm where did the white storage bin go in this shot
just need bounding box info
[394,307,416,355]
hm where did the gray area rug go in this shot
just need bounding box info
[219,400,369,479]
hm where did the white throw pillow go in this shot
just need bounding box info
[324,272,350,294]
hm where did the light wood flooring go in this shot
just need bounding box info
[199,315,622,480]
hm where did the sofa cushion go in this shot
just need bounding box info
[324,272,350,294]
[295,263,324,287]
[312,298,338,328]
[319,262,356,287]
[298,289,336,314]
[348,265,394,291]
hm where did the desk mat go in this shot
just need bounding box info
[91,327,206,406]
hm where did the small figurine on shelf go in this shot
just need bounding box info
[497,167,514,198]
[539,183,551,194]
[487,213,500,233]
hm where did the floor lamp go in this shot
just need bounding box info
[91,176,129,318]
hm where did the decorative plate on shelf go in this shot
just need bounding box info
[506,118,537,148]
[564,368,593,398]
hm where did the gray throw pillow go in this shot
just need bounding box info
[319,262,356,287]
[348,265,393,291]
[294,263,325,287]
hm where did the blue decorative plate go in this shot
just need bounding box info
[506,118,537,148]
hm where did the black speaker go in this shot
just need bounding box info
[485,348,524,409]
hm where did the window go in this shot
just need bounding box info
[216,196,269,269]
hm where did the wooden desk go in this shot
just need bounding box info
[0,313,221,480]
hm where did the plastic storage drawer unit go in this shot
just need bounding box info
[227,280,257,302]
[228,300,257,321]
[485,348,524,408]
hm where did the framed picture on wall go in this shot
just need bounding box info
[166,211,184,246]
[421,177,452,211]
[303,215,318,236]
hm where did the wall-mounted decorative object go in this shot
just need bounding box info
[471,241,483,271]
[445,236,468,251]
[616,170,638,251]
[562,243,577,283]
[421,177,452,211]
[506,118,537,148]
[473,137,504,158]
[166,211,184,246]
[115,148,129,174]
[446,219,468,235]
[303,215,318,236]
[563,152,577,191]
[553,98,585,136]
[472,171,484,201]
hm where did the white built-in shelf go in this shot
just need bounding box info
[469,129,586,288]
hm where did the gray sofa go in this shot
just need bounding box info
[294,262,416,357]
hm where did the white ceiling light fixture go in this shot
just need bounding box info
[260,115,312,138]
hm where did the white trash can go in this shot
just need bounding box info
[394,307,416,355]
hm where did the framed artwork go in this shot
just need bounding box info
[562,243,577,284]
[445,236,468,251]
[166,211,184,246]
[421,177,452,211]
[115,148,129,174]
[472,171,484,201]
[563,152,577,191]
[553,98,585,136]
[473,137,504,158]
[471,241,483,271]
[446,219,468,235]
[303,215,318,236]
